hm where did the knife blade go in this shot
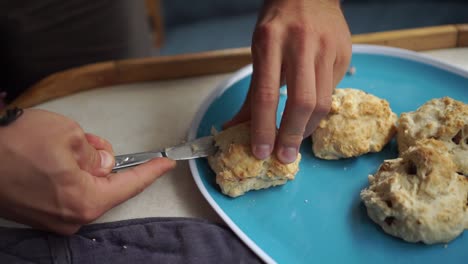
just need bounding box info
[112,136,216,171]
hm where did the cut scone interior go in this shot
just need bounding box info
[312,88,397,160]
[360,139,468,244]
[207,122,301,198]
[397,97,468,175]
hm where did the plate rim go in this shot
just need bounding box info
[188,44,468,264]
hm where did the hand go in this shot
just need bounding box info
[226,0,351,163]
[0,109,176,235]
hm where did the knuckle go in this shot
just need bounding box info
[314,98,332,117]
[281,132,304,142]
[292,97,316,114]
[318,34,334,51]
[254,23,278,40]
[67,120,84,134]
[278,130,304,146]
[288,22,310,37]
[67,123,86,149]
[288,23,315,46]
[254,88,278,106]
[252,23,279,51]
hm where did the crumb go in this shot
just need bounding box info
[346,66,356,76]
[123,245,127,249]
[191,144,200,152]
[444,244,448,249]
[92,238,96,242]
[210,126,219,136]
[304,199,309,203]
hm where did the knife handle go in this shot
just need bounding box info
[113,151,164,171]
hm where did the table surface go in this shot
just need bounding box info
[1,47,467,228]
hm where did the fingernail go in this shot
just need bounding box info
[99,150,114,169]
[253,144,271,160]
[278,147,297,164]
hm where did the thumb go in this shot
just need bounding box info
[96,150,115,176]
[79,146,115,177]
[97,158,176,210]
[76,133,115,177]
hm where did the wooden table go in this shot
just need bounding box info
[1,25,468,228]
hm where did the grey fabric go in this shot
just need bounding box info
[0,217,263,264]
[0,0,152,102]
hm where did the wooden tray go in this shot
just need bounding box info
[9,24,468,109]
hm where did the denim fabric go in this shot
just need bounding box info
[0,217,262,264]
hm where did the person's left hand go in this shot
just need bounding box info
[0,109,176,235]
[226,0,352,164]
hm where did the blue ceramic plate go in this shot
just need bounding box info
[188,45,468,264]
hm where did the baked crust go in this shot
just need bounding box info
[208,122,301,197]
[361,139,468,244]
[397,97,468,175]
[312,88,397,159]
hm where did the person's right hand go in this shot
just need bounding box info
[0,109,176,235]
[226,0,351,164]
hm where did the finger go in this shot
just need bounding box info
[250,23,283,159]
[304,45,335,137]
[84,133,115,176]
[96,158,176,210]
[85,133,114,154]
[76,138,115,177]
[224,57,287,129]
[333,41,352,88]
[277,41,316,164]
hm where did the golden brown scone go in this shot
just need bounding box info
[397,97,468,175]
[312,88,397,159]
[207,122,301,198]
[361,139,468,244]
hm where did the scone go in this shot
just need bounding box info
[312,88,397,159]
[207,122,301,198]
[360,139,468,244]
[397,97,468,175]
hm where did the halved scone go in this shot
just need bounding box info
[208,122,301,197]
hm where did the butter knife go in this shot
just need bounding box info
[113,136,216,171]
